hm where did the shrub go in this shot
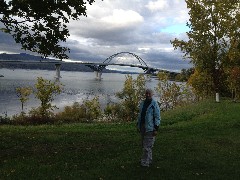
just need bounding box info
[103,103,123,122]
[0,112,11,125]
[116,74,146,121]
[12,110,55,125]
[11,77,63,125]
[155,72,196,111]
[55,102,88,123]
[55,97,102,123]
[16,86,32,113]
[34,77,63,119]
[82,96,102,121]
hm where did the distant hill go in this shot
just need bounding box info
[0,53,137,74]
[0,53,48,61]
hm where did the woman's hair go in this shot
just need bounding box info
[145,88,153,94]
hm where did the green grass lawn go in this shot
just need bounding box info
[0,100,240,179]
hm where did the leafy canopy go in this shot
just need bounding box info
[0,0,97,59]
[171,0,240,94]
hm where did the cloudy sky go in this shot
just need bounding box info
[0,0,192,72]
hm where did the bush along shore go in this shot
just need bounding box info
[1,74,197,125]
[0,99,240,179]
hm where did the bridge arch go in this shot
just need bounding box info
[103,52,148,67]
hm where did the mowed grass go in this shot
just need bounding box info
[0,100,240,179]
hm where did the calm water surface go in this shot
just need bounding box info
[0,68,158,116]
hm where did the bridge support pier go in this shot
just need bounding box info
[55,63,62,81]
[94,71,102,80]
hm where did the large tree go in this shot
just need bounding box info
[171,0,240,101]
[0,0,96,59]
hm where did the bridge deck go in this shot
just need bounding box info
[0,60,170,73]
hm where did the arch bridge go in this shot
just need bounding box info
[85,52,158,79]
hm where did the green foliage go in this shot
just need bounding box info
[82,96,102,121]
[175,68,194,82]
[155,72,196,111]
[10,77,62,125]
[226,66,240,101]
[104,103,121,121]
[10,74,197,124]
[11,110,56,125]
[171,0,240,97]
[155,72,180,110]
[55,102,87,123]
[16,86,32,113]
[34,77,63,119]
[0,112,11,124]
[188,69,214,99]
[0,0,96,59]
[56,97,102,123]
[11,77,103,124]
[116,74,146,121]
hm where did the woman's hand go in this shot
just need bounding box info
[153,131,158,136]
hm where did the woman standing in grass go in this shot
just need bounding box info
[137,89,161,167]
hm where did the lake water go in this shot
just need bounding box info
[0,68,158,116]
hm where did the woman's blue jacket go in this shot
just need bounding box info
[137,99,161,132]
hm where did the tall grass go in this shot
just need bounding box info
[0,100,239,179]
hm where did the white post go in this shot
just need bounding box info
[215,65,220,103]
[216,92,220,103]
[55,64,62,81]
